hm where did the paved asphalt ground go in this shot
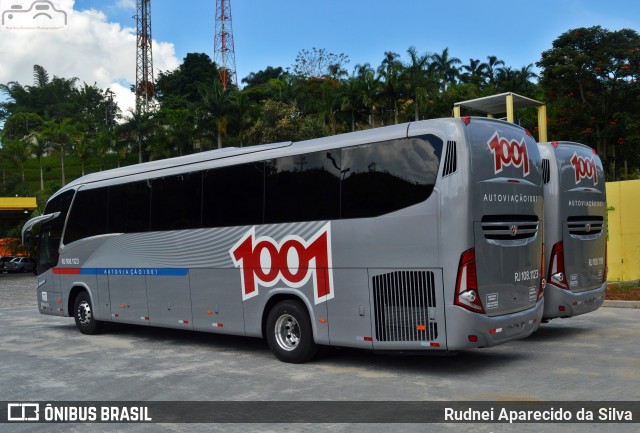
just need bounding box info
[0,272,638,433]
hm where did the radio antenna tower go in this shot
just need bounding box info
[214,0,238,89]
[135,0,155,114]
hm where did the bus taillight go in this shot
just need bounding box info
[548,241,568,289]
[454,248,485,314]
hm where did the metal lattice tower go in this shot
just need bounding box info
[214,0,238,89]
[135,0,155,113]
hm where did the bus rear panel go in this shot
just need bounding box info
[538,141,607,320]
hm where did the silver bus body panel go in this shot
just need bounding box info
[28,117,545,353]
[538,141,607,320]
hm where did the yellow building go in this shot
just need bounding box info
[606,180,640,281]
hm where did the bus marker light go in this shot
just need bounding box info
[468,335,478,342]
[573,302,578,306]
[489,328,502,334]
[141,316,149,321]
[430,342,440,348]
[364,336,372,342]
[178,320,189,325]
[212,323,223,328]
[56,299,62,303]
[207,310,213,315]
[120,304,126,308]
[319,318,327,323]
[559,306,566,312]
[416,324,426,331]
[552,141,559,148]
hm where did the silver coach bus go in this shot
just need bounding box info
[538,141,607,320]
[23,117,545,363]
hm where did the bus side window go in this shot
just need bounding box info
[265,151,341,224]
[109,181,151,233]
[150,172,203,231]
[64,188,109,244]
[341,136,442,218]
[202,162,265,228]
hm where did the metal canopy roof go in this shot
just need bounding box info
[453,92,544,115]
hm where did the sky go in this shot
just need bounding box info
[0,0,639,117]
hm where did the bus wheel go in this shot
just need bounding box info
[74,291,103,335]
[266,300,318,363]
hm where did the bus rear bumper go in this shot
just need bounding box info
[445,300,543,350]
[542,282,606,320]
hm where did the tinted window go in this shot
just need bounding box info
[150,172,202,230]
[341,135,443,218]
[202,163,264,227]
[38,189,75,274]
[108,181,151,233]
[64,187,109,244]
[265,151,341,223]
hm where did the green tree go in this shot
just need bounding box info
[537,26,640,179]
[431,48,461,91]
[460,58,489,87]
[243,100,324,144]
[377,51,405,125]
[38,118,81,185]
[404,46,435,121]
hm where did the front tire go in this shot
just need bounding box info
[266,300,318,363]
[74,291,103,335]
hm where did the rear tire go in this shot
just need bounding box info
[266,300,318,363]
[74,291,103,335]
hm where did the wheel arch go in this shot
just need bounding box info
[261,292,315,340]
[67,283,93,318]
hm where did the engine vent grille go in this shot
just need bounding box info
[481,215,539,241]
[568,216,604,236]
[372,271,437,342]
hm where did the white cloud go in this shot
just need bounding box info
[0,0,179,115]
[114,0,135,9]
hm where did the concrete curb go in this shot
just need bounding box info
[603,300,640,309]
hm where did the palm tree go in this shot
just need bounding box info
[28,134,50,190]
[201,80,235,148]
[4,139,31,181]
[74,139,92,177]
[404,46,433,121]
[495,64,538,94]
[353,63,379,127]
[38,118,79,186]
[461,58,489,87]
[431,48,461,91]
[377,51,404,125]
[486,55,506,88]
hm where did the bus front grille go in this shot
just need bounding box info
[568,216,604,236]
[481,215,539,241]
[372,271,437,342]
